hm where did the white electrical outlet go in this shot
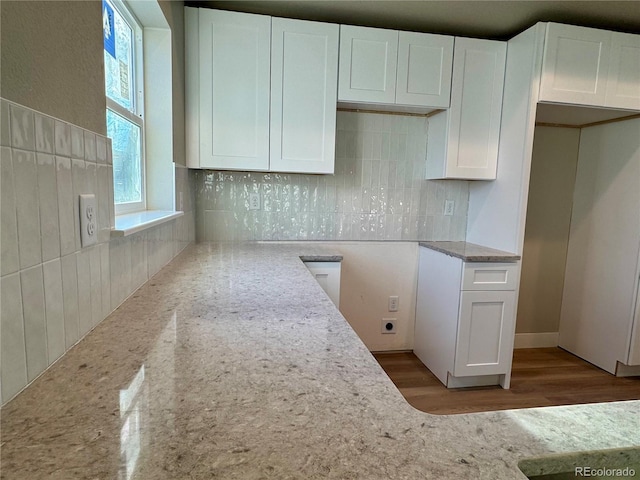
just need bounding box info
[388,295,399,312]
[79,194,97,247]
[444,200,455,216]
[249,193,260,210]
[381,318,397,334]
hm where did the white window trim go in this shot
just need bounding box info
[106,0,147,215]
[108,0,177,237]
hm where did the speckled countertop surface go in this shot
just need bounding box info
[420,241,521,262]
[1,243,638,479]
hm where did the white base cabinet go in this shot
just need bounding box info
[304,262,341,308]
[414,247,518,389]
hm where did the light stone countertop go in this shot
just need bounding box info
[1,243,638,479]
[420,241,521,262]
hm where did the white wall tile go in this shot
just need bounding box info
[10,103,35,151]
[70,126,84,159]
[42,259,65,364]
[56,157,76,256]
[34,113,54,154]
[83,131,96,162]
[71,159,87,250]
[13,149,42,269]
[20,265,48,381]
[86,161,98,215]
[60,253,79,348]
[37,153,61,262]
[1,146,19,276]
[54,120,71,157]
[131,232,147,289]
[99,243,111,319]
[97,165,111,243]
[1,99,11,147]
[96,135,107,164]
[109,237,132,311]
[76,249,92,336]
[89,246,102,327]
[106,137,113,165]
[1,273,27,401]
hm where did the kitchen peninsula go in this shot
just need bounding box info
[1,243,638,479]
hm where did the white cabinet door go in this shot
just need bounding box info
[270,19,338,174]
[197,9,271,171]
[338,25,398,104]
[605,32,640,110]
[539,23,611,107]
[426,38,506,180]
[396,32,453,108]
[304,262,341,307]
[454,290,516,377]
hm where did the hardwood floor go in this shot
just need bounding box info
[373,348,640,415]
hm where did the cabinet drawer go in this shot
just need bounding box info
[462,262,518,291]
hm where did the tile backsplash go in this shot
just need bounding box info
[196,111,469,242]
[0,98,195,405]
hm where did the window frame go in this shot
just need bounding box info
[104,0,147,215]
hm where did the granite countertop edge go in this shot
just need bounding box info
[420,240,521,262]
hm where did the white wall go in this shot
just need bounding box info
[516,126,580,334]
[288,241,419,351]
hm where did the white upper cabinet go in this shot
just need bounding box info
[540,23,640,110]
[426,38,506,180]
[270,19,339,174]
[396,31,453,108]
[186,8,339,173]
[338,25,453,109]
[605,32,640,110]
[338,25,398,104]
[188,8,271,171]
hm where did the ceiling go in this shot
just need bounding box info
[185,1,640,40]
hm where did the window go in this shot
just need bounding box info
[103,0,145,214]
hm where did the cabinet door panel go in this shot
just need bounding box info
[338,26,398,104]
[198,9,270,170]
[605,32,640,110]
[454,290,516,377]
[396,32,453,108]
[428,38,505,180]
[540,23,611,106]
[270,19,338,174]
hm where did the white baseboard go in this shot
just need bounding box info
[514,332,559,349]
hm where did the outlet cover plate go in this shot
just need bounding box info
[80,194,97,247]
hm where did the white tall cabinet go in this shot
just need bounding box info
[185,8,339,174]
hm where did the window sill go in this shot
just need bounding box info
[111,210,184,237]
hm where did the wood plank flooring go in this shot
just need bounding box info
[373,348,640,415]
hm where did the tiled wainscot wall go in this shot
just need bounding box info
[0,98,196,404]
[196,111,470,242]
